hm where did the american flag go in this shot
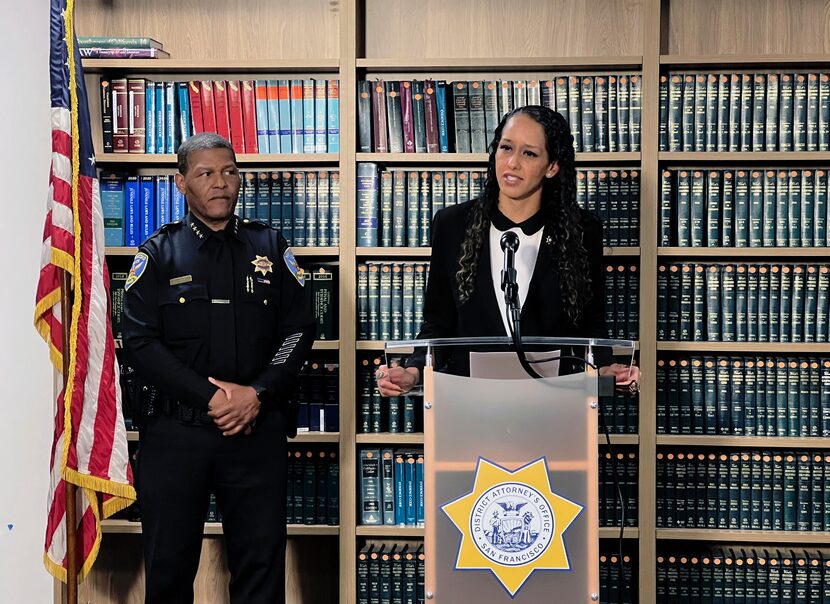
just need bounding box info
[34,0,135,581]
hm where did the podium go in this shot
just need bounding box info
[385,337,635,602]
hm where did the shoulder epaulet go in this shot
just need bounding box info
[240,218,271,229]
[144,219,184,244]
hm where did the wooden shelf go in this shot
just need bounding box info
[312,340,339,350]
[356,526,424,537]
[128,430,339,443]
[658,247,830,257]
[82,58,339,74]
[604,247,640,257]
[599,527,640,539]
[658,342,830,353]
[656,529,830,544]
[291,432,340,443]
[656,435,830,448]
[357,56,644,71]
[356,247,431,257]
[102,519,339,536]
[660,54,830,68]
[356,433,424,445]
[356,341,390,351]
[659,152,830,162]
[105,246,338,257]
[95,153,338,165]
[600,434,640,446]
[355,152,641,164]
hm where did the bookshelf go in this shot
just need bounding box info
[70,0,830,602]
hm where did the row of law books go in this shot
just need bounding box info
[657,547,830,602]
[358,74,642,154]
[356,164,486,247]
[600,391,639,435]
[656,448,830,531]
[286,447,339,526]
[101,78,339,154]
[294,360,339,434]
[356,543,424,604]
[599,451,639,528]
[659,168,830,247]
[358,357,422,434]
[99,169,341,248]
[359,448,424,527]
[576,168,641,247]
[599,548,637,604]
[604,264,640,341]
[660,71,830,152]
[657,263,830,343]
[357,262,430,342]
[79,36,169,59]
[657,355,830,437]
[300,264,338,341]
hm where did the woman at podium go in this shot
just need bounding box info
[376,105,639,396]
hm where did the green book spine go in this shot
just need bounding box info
[580,76,596,152]
[693,264,706,341]
[412,80,427,153]
[721,264,737,342]
[794,73,808,151]
[680,264,693,341]
[749,170,764,246]
[691,170,705,246]
[821,73,830,151]
[607,75,618,152]
[730,358,745,434]
[734,170,750,247]
[816,169,827,245]
[367,264,380,340]
[483,81,499,147]
[763,170,777,246]
[405,171,419,247]
[691,357,705,434]
[451,81,471,153]
[780,265,793,343]
[418,171,431,246]
[676,170,691,246]
[761,452,773,529]
[802,169,815,247]
[693,73,707,151]
[808,73,820,151]
[303,451,316,524]
[567,76,583,151]
[788,170,803,247]
[725,73,738,151]
[722,170,734,246]
[772,454,785,529]
[793,265,806,343]
[812,452,824,529]
[668,74,683,151]
[703,357,717,433]
[755,357,768,435]
[630,74,642,151]
[706,170,721,247]
[629,169,640,245]
[717,358,731,434]
[660,169,673,246]
[679,360,692,432]
[758,266,771,342]
[766,73,780,150]
[728,452,741,528]
[359,449,382,525]
[752,73,767,150]
[357,264,369,339]
[740,73,753,151]
[739,452,752,528]
[784,453,798,530]
[705,73,719,151]
[818,268,829,342]
[747,265,759,341]
[681,74,695,150]
[750,452,763,528]
[594,76,609,152]
[392,171,406,247]
[780,73,794,151]
[468,81,487,153]
[312,265,337,340]
[379,171,393,247]
[706,265,721,341]
[657,265,668,339]
[736,265,748,341]
[378,264,392,341]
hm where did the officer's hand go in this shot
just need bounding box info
[375,364,419,397]
[207,377,261,436]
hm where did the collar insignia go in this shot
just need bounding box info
[251,255,274,276]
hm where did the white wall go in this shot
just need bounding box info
[0,0,60,601]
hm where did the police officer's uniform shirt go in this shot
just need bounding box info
[488,207,545,336]
[122,213,316,415]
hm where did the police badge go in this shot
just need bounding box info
[251,255,274,276]
[124,252,149,291]
[283,248,305,286]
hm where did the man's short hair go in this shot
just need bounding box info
[177,132,237,175]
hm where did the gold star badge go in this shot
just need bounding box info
[251,255,273,276]
[442,457,583,597]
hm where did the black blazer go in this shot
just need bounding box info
[413,199,608,376]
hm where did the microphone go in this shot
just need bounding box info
[500,231,520,311]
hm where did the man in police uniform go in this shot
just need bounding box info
[123,132,315,603]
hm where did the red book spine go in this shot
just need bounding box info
[112,78,129,153]
[423,80,439,153]
[241,80,258,154]
[127,78,145,153]
[200,81,217,134]
[227,81,246,154]
[371,80,388,153]
[188,81,204,134]
[401,81,415,153]
[214,80,231,141]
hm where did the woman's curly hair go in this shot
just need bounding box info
[454,105,592,326]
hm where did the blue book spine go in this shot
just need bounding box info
[357,163,379,246]
[278,80,292,152]
[290,79,305,153]
[314,80,328,153]
[394,454,405,525]
[416,454,424,526]
[265,80,280,153]
[303,79,316,153]
[155,175,170,227]
[125,176,140,246]
[405,454,416,526]
[139,175,155,242]
[171,177,186,221]
[281,171,294,244]
[145,81,156,153]
[99,172,125,247]
[327,80,340,153]
[269,172,282,230]
[155,84,165,154]
[255,80,271,154]
[292,172,307,246]
[176,82,191,143]
[436,81,449,152]
[165,82,177,154]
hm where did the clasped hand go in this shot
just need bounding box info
[207,377,261,436]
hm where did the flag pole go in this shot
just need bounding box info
[60,269,79,604]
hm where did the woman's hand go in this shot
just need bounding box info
[375,364,420,397]
[599,363,641,392]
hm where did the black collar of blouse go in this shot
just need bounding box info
[489,205,545,236]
